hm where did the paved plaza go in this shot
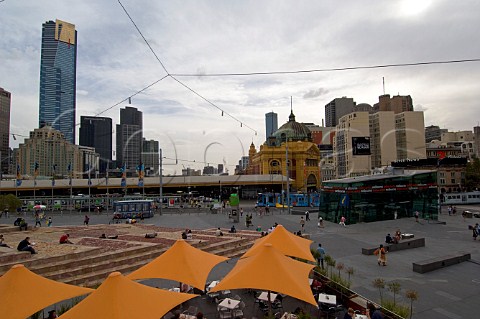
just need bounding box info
[1,202,480,318]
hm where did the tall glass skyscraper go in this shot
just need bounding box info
[265,111,278,141]
[0,87,11,175]
[39,19,77,144]
[79,116,113,175]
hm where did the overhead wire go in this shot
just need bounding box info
[116,0,257,135]
[170,58,480,77]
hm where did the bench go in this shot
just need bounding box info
[413,252,471,273]
[361,238,425,255]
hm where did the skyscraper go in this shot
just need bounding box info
[265,112,278,141]
[79,116,113,174]
[116,106,143,172]
[0,87,11,175]
[142,138,159,176]
[39,19,77,144]
[325,97,356,127]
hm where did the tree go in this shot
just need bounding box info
[336,262,344,278]
[372,278,385,303]
[405,289,418,319]
[387,281,401,306]
[345,267,354,282]
[465,157,480,191]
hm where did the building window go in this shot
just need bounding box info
[440,178,446,185]
[451,179,455,184]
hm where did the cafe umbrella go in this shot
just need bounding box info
[0,264,93,319]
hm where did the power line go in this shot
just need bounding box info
[117,0,258,136]
[170,58,480,77]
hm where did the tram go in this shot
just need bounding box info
[441,191,480,205]
[113,199,155,219]
[256,192,320,207]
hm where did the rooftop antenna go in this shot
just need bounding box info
[128,97,132,104]
[382,77,385,95]
[290,96,293,111]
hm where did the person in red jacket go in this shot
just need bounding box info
[59,233,73,244]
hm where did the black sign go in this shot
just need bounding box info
[352,137,371,155]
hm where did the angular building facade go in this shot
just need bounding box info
[142,138,159,176]
[39,19,77,144]
[116,106,143,173]
[79,116,113,175]
[265,112,278,141]
[0,87,11,175]
[324,97,356,127]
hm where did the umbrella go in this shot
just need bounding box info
[242,225,316,262]
[34,204,47,210]
[210,243,317,306]
[127,239,229,290]
[58,272,196,319]
[0,264,93,319]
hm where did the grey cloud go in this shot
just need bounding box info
[303,88,329,99]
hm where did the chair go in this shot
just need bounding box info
[183,306,198,316]
[233,301,245,319]
[219,309,232,319]
[232,294,241,301]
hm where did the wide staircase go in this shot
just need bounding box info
[0,225,258,287]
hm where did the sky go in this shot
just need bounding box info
[1,0,480,175]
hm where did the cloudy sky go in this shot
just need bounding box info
[1,0,479,175]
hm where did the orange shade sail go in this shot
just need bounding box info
[242,225,315,262]
[0,264,93,319]
[211,243,317,306]
[127,239,229,289]
[59,272,196,319]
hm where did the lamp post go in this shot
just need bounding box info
[286,142,291,215]
[158,148,163,216]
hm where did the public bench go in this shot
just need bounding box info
[361,237,425,255]
[413,252,471,273]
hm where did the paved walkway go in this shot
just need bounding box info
[1,202,480,318]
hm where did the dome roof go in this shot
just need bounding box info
[271,110,312,145]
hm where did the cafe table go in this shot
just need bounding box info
[258,291,278,302]
[218,298,241,310]
[317,293,336,305]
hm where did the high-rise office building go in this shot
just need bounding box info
[395,112,426,160]
[79,116,113,174]
[142,138,159,176]
[265,112,278,140]
[325,97,356,127]
[39,19,77,144]
[116,106,142,172]
[0,87,11,175]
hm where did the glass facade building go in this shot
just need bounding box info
[39,19,77,144]
[79,116,113,175]
[0,87,11,175]
[319,169,438,224]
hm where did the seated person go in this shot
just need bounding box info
[18,218,28,231]
[47,310,58,319]
[17,237,36,254]
[186,230,193,240]
[145,232,158,238]
[385,233,393,244]
[59,233,73,244]
[181,232,188,239]
[229,225,237,233]
[394,229,402,243]
[215,228,224,236]
[99,233,118,239]
[0,234,12,248]
[99,233,107,239]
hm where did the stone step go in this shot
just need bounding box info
[0,246,105,274]
[34,244,166,278]
[44,245,167,282]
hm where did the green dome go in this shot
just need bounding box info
[271,111,312,145]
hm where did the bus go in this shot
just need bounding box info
[113,200,155,219]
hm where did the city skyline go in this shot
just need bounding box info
[1,1,480,175]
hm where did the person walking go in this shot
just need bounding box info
[316,243,326,268]
[300,216,305,232]
[339,216,346,227]
[414,211,419,223]
[374,244,387,266]
[305,211,310,221]
[34,212,42,227]
[47,216,53,227]
[84,215,90,226]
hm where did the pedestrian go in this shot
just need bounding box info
[414,211,419,223]
[305,210,310,221]
[240,208,243,217]
[316,243,325,268]
[47,216,53,227]
[318,216,324,228]
[374,244,387,266]
[448,205,452,216]
[473,223,479,240]
[300,216,305,232]
[339,216,346,227]
[84,215,90,226]
[34,212,42,227]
